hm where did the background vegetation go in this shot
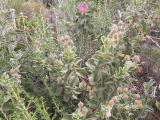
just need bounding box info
[0,0,160,119]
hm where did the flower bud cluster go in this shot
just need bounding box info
[10,66,21,80]
[107,24,124,44]
[77,101,89,117]
[59,35,73,48]
[104,87,143,118]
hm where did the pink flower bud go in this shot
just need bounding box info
[106,111,112,118]
[78,2,89,14]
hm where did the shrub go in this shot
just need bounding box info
[0,0,160,120]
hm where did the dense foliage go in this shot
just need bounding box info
[0,0,160,120]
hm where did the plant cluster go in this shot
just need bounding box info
[0,0,160,120]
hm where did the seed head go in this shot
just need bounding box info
[123,87,129,93]
[134,94,141,100]
[132,55,141,63]
[122,95,129,100]
[117,87,123,94]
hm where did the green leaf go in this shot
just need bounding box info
[69,76,79,86]
[64,70,72,82]
[75,68,88,78]
[72,94,77,99]
[3,95,11,103]
[88,74,94,85]
[86,58,97,70]
[63,94,70,102]
[141,20,150,35]
[74,59,83,66]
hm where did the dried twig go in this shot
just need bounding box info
[146,36,160,48]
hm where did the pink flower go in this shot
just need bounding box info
[106,111,112,118]
[78,2,89,14]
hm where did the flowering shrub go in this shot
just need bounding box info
[0,0,160,120]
